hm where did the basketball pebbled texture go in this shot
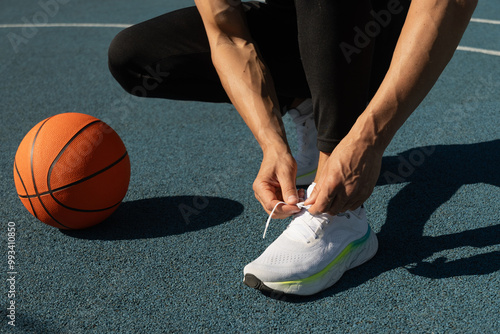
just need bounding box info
[13,113,131,229]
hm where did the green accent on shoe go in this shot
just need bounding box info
[296,168,317,179]
[271,226,372,286]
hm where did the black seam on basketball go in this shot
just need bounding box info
[30,119,49,202]
[44,195,122,213]
[46,120,102,188]
[14,160,37,219]
[46,151,129,212]
[30,117,71,229]
[19,150,128,201]
[19,119,128,216]
[19,150,128,199]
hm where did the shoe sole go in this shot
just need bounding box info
[243,226,378,296]
[296,168,317,186]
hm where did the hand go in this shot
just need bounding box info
[253,148,304,219]
[305,135,383,215]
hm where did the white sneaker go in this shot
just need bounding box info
[287,99,319,186]
[243,183,378,296]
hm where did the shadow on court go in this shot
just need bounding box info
[62,141,499,302]
[269,140,500,302]
[62,196,244,240]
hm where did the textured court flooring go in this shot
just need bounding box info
[0,0,498,333]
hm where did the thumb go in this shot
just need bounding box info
[304,183,319,206]
[279,173,298,205]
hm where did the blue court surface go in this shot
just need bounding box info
[0,0,499,333]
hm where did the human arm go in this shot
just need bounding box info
[194,0,300,217]
[306,0,478,214]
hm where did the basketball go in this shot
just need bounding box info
[13,113,131,230]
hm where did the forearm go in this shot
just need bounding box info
[351,0,477,150]
[195,0,289,152]
[212,41,289,152]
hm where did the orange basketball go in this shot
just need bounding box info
[13,113,131,229]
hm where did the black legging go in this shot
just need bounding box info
[108,0,409,152]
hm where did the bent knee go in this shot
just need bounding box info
[107,27,144,93]
[108,27,138,69]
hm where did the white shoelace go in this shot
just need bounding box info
[263,201,306,238]
[263,201,351,242]
[263,201,333,242]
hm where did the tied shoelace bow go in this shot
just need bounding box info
[263,201,310,239]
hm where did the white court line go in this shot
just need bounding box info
[0,21,499,57]
[0,17,498,28]
[0,16,498,28]
[470,18,500,25]
[0,23,131,28]
[456,46,500,57]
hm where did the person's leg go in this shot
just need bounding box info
[295,0,375,154]
[108,2,309,109]
[295,0,410,184]
[108,6,229,103]
[245,2,310,108]
[244,0,408,296]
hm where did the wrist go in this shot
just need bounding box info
[348,103,401,153]
[260,135,291,156]
[255,118,291,154]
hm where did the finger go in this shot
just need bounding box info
[297,188,306,202]
[278,171,298,205]
[257,191,279,214]
[303,183,320,206]
[308,187,335,215]
[342,193,365,212]
[253,182,278,212]
[274,203,302,217]
[261,199,300,219]
[348,201,364,211]
[338,191,368,213]
[255,186,300,218]
[325,194,350,216]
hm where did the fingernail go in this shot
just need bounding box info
[287,195,298,203]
